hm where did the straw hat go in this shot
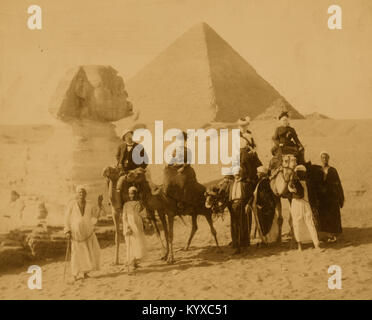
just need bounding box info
[121,128,133,140]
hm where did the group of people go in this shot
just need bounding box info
[225,111,344,253]
[63,110,345,280]
[64,184,148,281]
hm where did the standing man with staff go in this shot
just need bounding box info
[64,186,101,282]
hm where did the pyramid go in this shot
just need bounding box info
[126,22,303,130]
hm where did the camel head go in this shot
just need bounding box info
[102,166,120,181]
[204,178,230,214]
[125,167,147,184]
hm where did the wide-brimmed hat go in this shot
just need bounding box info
[237,116,251,126]
[121,128,134,140]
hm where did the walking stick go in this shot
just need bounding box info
[63,237,71,282]
[126,232,131,274]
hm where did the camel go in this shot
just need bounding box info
[123,167,220,264]
[205,176,254,251]
[268,153,298,243]
[205,152,297,246]
[102,166,164,265]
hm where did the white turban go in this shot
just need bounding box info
[257,166,268,175]
[295,165,307,172]
[128,186,138,193]
[237,116,251,126]
[76,185,88,193]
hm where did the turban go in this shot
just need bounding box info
[278,111,289,120]
[128,186,138,193]
[257,166,268,175]
[320,151,329,157]
[237,116,251,126]
[76,185,88,193]
[295,165,307,172]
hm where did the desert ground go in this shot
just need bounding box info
[0,119,372,299]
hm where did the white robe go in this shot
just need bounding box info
[123,200,147,263]
[64,200,101,276]
[290,182,320,246]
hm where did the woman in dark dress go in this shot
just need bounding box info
[317,151,345,242]
[272,111,305,165]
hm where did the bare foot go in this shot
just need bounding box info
[314,246,325,252]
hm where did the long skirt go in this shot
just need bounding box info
[290,199,319,246]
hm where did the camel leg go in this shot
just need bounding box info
[167,215,175,264]
[158,211,169,261]
[148,209,165,251]
[275,197,283,243]
[287,199,296,249]
[185,214,198,250]
[112,209,121,265]
[205,213,221,252]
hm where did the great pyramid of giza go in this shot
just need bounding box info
[125,22,303,130]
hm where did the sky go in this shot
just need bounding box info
[0,0,372,123]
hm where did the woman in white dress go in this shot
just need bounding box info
[288,165,322,251]
[123,186,147,270]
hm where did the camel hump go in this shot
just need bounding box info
[163,165,204,205]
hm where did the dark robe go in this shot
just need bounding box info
[225,179,254,249]
[240,150,262,182]
[255,177,276,236]
[317,166,344,234]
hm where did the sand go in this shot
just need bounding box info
[0,192,371,300]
